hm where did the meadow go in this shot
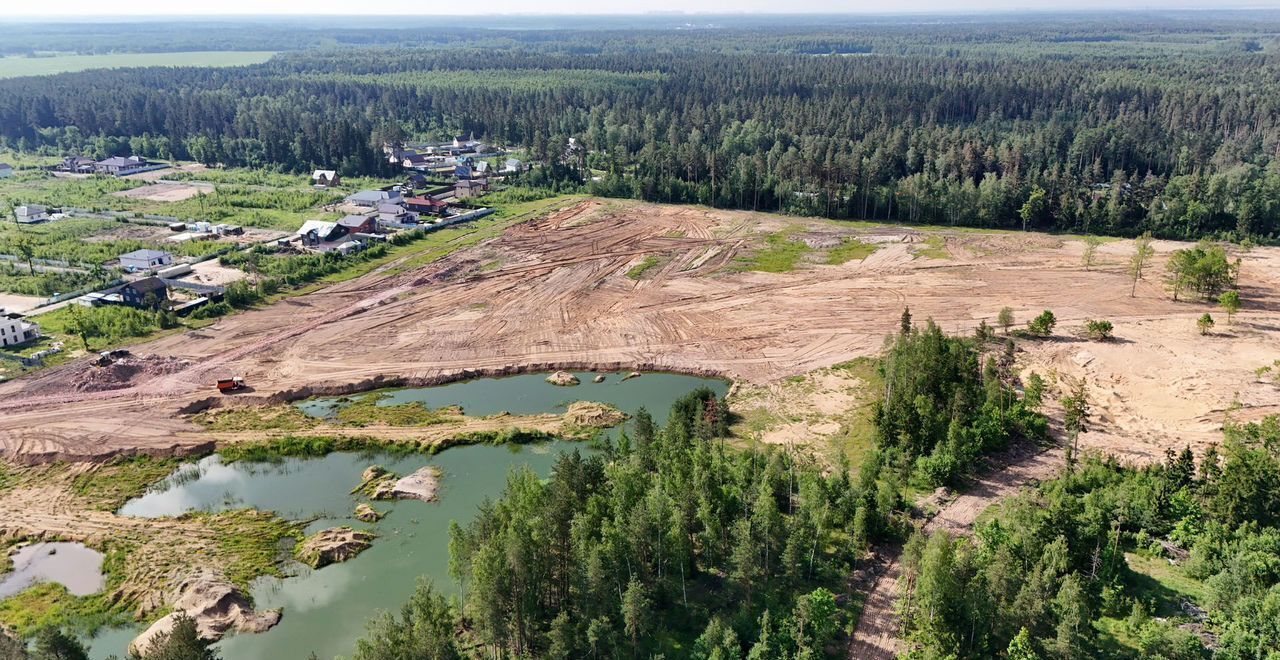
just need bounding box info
[0,51,275,78]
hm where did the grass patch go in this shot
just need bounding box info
[1122,552,1207,615]
[626,255,663,280]
[912,235,950,260]
[0,52,275,78]
[825,238,879,265]
[737,227,812,273]
[0,583,125,638]
[219,427,566,463]
[69,456,182,511]
[194,405,318,433]
[195,510,305,590]
[334,394,458,427]
[828,358,882,468]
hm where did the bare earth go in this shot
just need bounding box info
[0,199,1276,469]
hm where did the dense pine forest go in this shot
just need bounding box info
[3,13,1280,239]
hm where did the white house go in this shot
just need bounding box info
[0,163,13,179]
[118,249,174,272]
[346,189,404,208]
[15,205,48,224]
[0,312,39,347]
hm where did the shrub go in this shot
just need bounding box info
[1027,310,1056,337]
[1084,319,1113,341]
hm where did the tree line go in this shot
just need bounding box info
[2,17,1280,239]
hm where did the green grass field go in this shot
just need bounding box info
[0,52,275,78]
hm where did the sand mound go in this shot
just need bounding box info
[372,466,441,502]
[295,527,374,568]
[75,355,191,393]
[564,401,628,429]
[354,503,384,522]
[546,371,580,386]
[129,574,280,656]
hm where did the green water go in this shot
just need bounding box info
[88,372,726,660]
[297,370,726,421]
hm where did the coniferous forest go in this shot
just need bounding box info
[3,12,1280,240]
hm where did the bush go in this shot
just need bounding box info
[1084,319,1113,341]
[1027,310,1056,337]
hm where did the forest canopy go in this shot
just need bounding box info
[3,13,1280,240]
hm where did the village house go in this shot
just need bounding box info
[0,163,12,179]
[403,195,449,216]
[57,156,95,174]
[94,155,150,176]
[454,179,489,199]
[0,311,40,347]
[118,249,174,272]
[336,214,378,236]
[377,203,418,227]
[345,189,404,208]
[118,277,170,309]
[312,169,341,188]
[15,205,49,224]
[295,219,342,247]
[500,158,524,174]
[402,153,433,169]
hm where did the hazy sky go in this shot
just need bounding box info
[4,0,1278,17]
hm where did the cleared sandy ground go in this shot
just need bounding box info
[0,198,1277,465]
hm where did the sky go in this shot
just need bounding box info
[3,0,1279,17]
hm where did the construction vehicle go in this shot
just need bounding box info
[216,377,246,393]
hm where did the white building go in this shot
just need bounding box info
[118,249,174,272]
[15,205,48,224]
[0,163,13,178]
[0,312,39,347]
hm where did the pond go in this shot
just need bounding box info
[0,542,105,600]
[297,370,726,423]
[87,371,727,660]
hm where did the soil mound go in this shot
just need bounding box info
[129,574,280,656]
[546,371,580,386]
[355,503,384,522]
[372,466,441,502]
[564,401,628,429]
[296,527,374,568]
[75,355,191,393]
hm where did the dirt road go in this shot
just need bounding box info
[1,199,1277,464]
[847,445,1065,659]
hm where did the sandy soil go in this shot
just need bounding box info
[0,198,1276,465]
[181,260,249,287]
[0,293,46,314]
[113,181,212,203]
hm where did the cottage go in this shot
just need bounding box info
[402,154,433,169]
[403,196,448,215]
[94,155,149,176]
[295,219,342,247]
[0,311,39,347]
[337,214,378,235]
[500,158,524,174]
[0,164,12,179]
[118,277,169,309]
[404,172,430,189]
[15,205,49,224]
[454,179,489,199]
[312,170,341,188]
[345,189,403,208]
[377,203,418,227]
[57,156,95,174]
[118,249,174,272]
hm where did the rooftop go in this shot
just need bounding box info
[119,248,171,260]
